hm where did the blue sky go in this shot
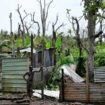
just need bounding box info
[0,0,83,34]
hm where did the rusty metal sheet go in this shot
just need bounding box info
[2,58,29,92]
[63,83,105,102]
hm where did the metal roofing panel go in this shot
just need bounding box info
[2,58,29,92]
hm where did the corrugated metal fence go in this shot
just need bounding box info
[94,66,105,82]
[2,58,29,92]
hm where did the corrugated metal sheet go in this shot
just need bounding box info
[94,66,105,82]
[2,58,29,92]
[63,83,105,102]
[61,65,84,82]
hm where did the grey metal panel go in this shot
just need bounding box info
[2,58,29,92]
[94,66,105,82]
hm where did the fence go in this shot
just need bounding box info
[60,68,105,103]
[61,82,105,102]
[94,66,105,82]
[33,66,53,88]
[2,58,29,93]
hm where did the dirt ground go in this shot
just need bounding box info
[0,96,94,105]
[30,97,94,105]
[0,94,104,105]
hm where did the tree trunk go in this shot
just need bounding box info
[52,30,56,66]
[42,21,46,36]
[88,10,96,73]
[42,26,46,36]
[0,46,2,52]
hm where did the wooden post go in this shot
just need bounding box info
[86,61,90,102]
[31,34,33,69]
[61,69,64,101]
[28,34,33,99]
[41,37,45,99]
[9,13,14,56]
[41,67,44,99]
[52,26,56,66]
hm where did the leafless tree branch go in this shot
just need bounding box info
[46,0,53,19]
[37,0,53,36]
[53,15,58,26]
[56,23,64,31]
[31,12,40,36]
[25,22,34,35]
[16,4,29,34]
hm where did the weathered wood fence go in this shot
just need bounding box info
[62,82,105,102]
[61,66,105,103]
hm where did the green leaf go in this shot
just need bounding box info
[25,36,30,46]
[46,42,51,48]
[67,29,72,33]
[55,37,61,48]
[102,1,105,8]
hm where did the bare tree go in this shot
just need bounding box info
[18,23,21,35]
[52,15,64,47]
[25,22,34,35]
[37,0,53,36]
[52,15,64,65]
[31,12,40,36]
[16,4,30,46]
[71,17,82,57]
[16,4,29,35]
[9,12,13,34]
[9,12,14,55]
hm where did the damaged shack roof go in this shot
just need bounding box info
[61,65,84,83]
[19,48,36,53]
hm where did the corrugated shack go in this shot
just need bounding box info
[18,47,54,67]
[60,65,105,103]
[32,48,55,88]
[33,48,54,68]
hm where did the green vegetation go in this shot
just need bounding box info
[1,0,105,90]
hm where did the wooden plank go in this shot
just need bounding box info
[64,83,105,102]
